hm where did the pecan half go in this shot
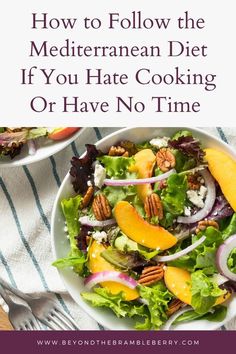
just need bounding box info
[187,173,201,190]
[144,193,163,220]
[138,265,164,286]
[120,140,138,156]
[82,186,94,208]
[166,299,185,317]
[156,148,175,172]
[92,194,112,221]
[108,146,127,156]
[196,219,219,234]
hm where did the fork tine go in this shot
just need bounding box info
[51,310,76,330]
[22,324,30,330]
[31,318,42,331]
[48,314,68,330]
[54,307,79,329]
[32,319,42,331]
[39,318,59,330]
[26,322,34,330]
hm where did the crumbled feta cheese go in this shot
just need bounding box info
[87,180,92,187]
[187,188,207,209]
[184,206,192,216]
[199,185,208,199]
[92,231,108,243]
[94,163,106,188]
[64,226,68,233]
[149,137,169,149]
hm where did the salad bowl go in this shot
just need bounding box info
[0,128,84,168]
[51,127,236,330]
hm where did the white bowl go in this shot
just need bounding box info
[0,128,85,167]
[51,127,236,330]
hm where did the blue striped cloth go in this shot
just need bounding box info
[0,128,116,330]
[0,127,235,330]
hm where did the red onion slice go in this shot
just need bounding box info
[162,306,190,330]
[84,271,137,289]
[155,236,206,262]
[103,169,176,187]
[177,170,216,224]
[216,234,236,281]
[79,216,116,228]
[27,139,37,155]
[138,298,149,306]
[212,273,229,286]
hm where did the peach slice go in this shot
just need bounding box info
[88,241,139,301]
[114,201,177,250]
[164,266,192,304]
[204,148,236,211]
[164,266,231,306]
[48,127,80,140]
[129,149,156,202]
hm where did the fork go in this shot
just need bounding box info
[0,284,42,330]
[0,277,79,330]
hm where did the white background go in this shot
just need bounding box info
[0,0,235,126]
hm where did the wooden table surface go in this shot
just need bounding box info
[0,306,12,330]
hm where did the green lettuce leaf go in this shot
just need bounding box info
[99,156,135,179]
[191,270,225,314]
[52,247,89,277]
[161,173,187,216]
[103,185,145,217]
[114,234,159,260]
[136,141,155,151]
[169,226,223,274]
[103,185,136,207]
[81,288,130,317]
[222,213,236,240]
[173,305,227,324]
[61,195,82,252]
[204,305,227,322]
[138,282,173,329]
[81,288,149,327]
[172,150,197,172]
[171,130,193,140]
[53,195,89,276]
[52,255,86,269]
[170,129,197,172]
[227,248,236,274]
[173,310,203,324]
[82,283,172,330]
[27,128,48,140]
[101,248,150,272]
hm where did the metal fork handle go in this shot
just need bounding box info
[0,276,33,301]
[0,283,15,307]
[0,277,80,330]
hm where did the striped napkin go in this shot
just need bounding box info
[0,127,235,330]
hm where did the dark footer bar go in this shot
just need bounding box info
[0,330,234,354]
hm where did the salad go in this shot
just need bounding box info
[0,127,79,159]
[53,130,236,330]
